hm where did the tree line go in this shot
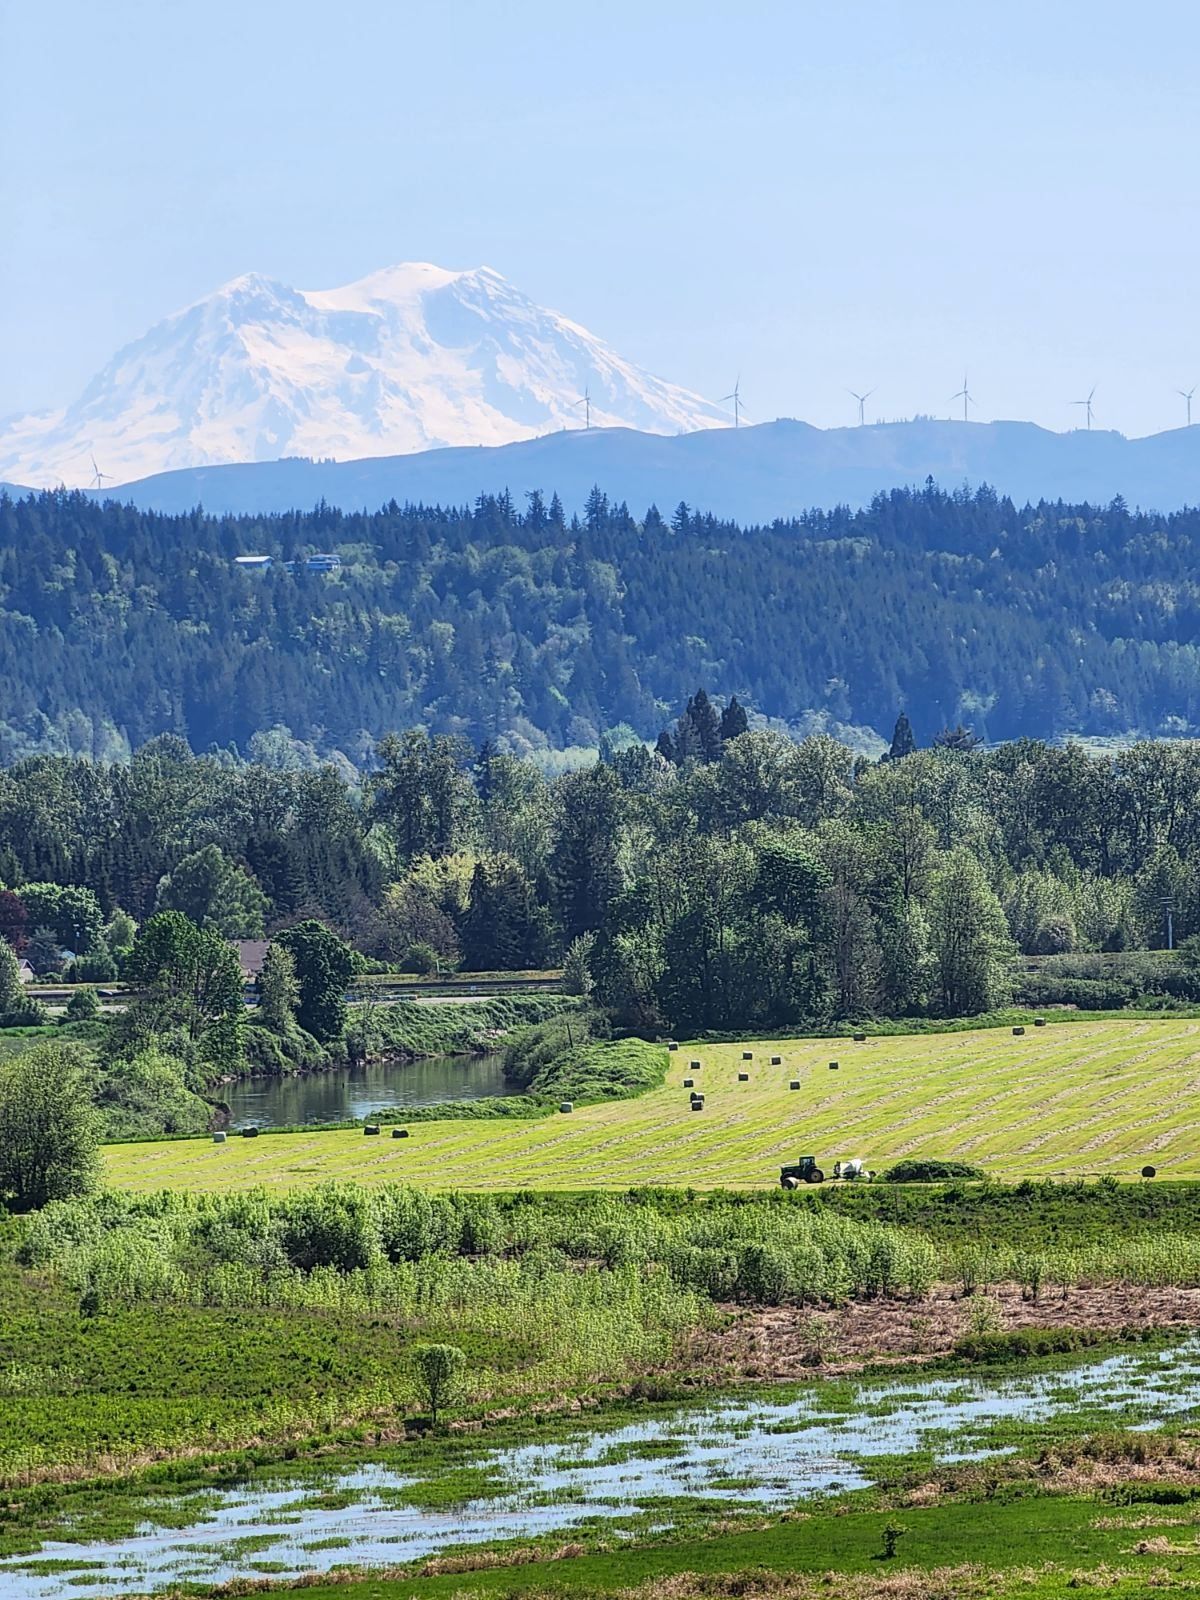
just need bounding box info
[7,481,1200,763]
[6,719,1200,1038]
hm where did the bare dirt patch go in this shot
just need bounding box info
[699,1282,1200,1380]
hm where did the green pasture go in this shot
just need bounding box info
[104,1016,1200,1193]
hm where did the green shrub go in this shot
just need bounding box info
[64,948,119,984]
[883,1158,987,1184]
[412,1342,467,1424]
[64,986,100,1023]
[402,942,441,975]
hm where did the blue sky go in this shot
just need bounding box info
[3,0,1197,436]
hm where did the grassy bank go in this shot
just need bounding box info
[107,1017,1200,1192]
[176,1490,1200,1599]
[357,994,580,1061]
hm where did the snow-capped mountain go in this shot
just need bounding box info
[0,264,729,487]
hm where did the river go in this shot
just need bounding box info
[224,1051,508,1129]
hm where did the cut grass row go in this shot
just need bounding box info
[106,1017,1200,1193]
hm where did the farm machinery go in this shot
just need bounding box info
[779,1155,873,1187]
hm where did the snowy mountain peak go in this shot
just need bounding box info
[0,265,728,487]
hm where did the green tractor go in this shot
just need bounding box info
[780,1154,825,1187]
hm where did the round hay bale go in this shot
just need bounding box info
[770,1055,782,1065]
[392,1127,409,1139]
[242,1126,259,1138]
[364,1124,380,1136]
[1142,1164,1157,1179]
[212,1130,227,1144]
[559,1101,574,1113]
[853,1033,867,1043]
[683,1077,694,1087]
[1033,1017,1046,1027]
[690,1060,701,1069]
[742,1051,753,1061]
[690,1091,705,1103]
[789,1080,801,1090]
[1012,1026,1025,1036]
[690,1100,704,1112]
[828,1061,839,1070]
[667,1041,679,1051]
[737,1071,749,1081]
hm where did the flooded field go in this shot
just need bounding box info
[7,1339,1200,1599]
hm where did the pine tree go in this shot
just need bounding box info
[719,696,749,743]
[886,712,917,761]
[681,690,722,764]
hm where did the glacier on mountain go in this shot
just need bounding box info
[0,263,728,487]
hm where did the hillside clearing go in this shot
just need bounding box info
[104,1018,1200,1193]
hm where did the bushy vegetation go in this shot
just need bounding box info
[883,1159,987,1184]
[502,1009,669,1106]
[18,1185,941,1314]
[0,1042,100,1210]
[365,994,580,1063]
[12,1174,1200,1497]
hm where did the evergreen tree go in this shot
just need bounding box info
[719,696,749,743]
[886,712,917,761]
[550,765,625,942]
[24,926,62,976]
[680,690,723,764]
[561,932,596,997]
[461,855,551,970]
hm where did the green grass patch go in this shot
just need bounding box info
[104,1017,1200,1191]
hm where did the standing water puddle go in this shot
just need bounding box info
[8,1340,1200,1598]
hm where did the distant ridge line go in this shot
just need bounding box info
[9,415,1198,522]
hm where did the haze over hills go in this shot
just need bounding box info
[9,415,1199,521]
[0,263,728,488]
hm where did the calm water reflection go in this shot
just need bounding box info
[225,1052,508,1128]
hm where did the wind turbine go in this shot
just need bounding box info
[1072,386,1097,430]
[89,454,113,491]
[721,377,746,428]
[949,374,974,422]
[1178,386,1196,427]
[572,386,592,429]
[847,388,874,426]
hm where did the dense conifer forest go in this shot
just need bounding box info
[5,482,1200,762]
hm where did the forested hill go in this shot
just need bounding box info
[4,482,1200,762]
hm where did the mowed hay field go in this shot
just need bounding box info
[102,1018,1200,1193]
